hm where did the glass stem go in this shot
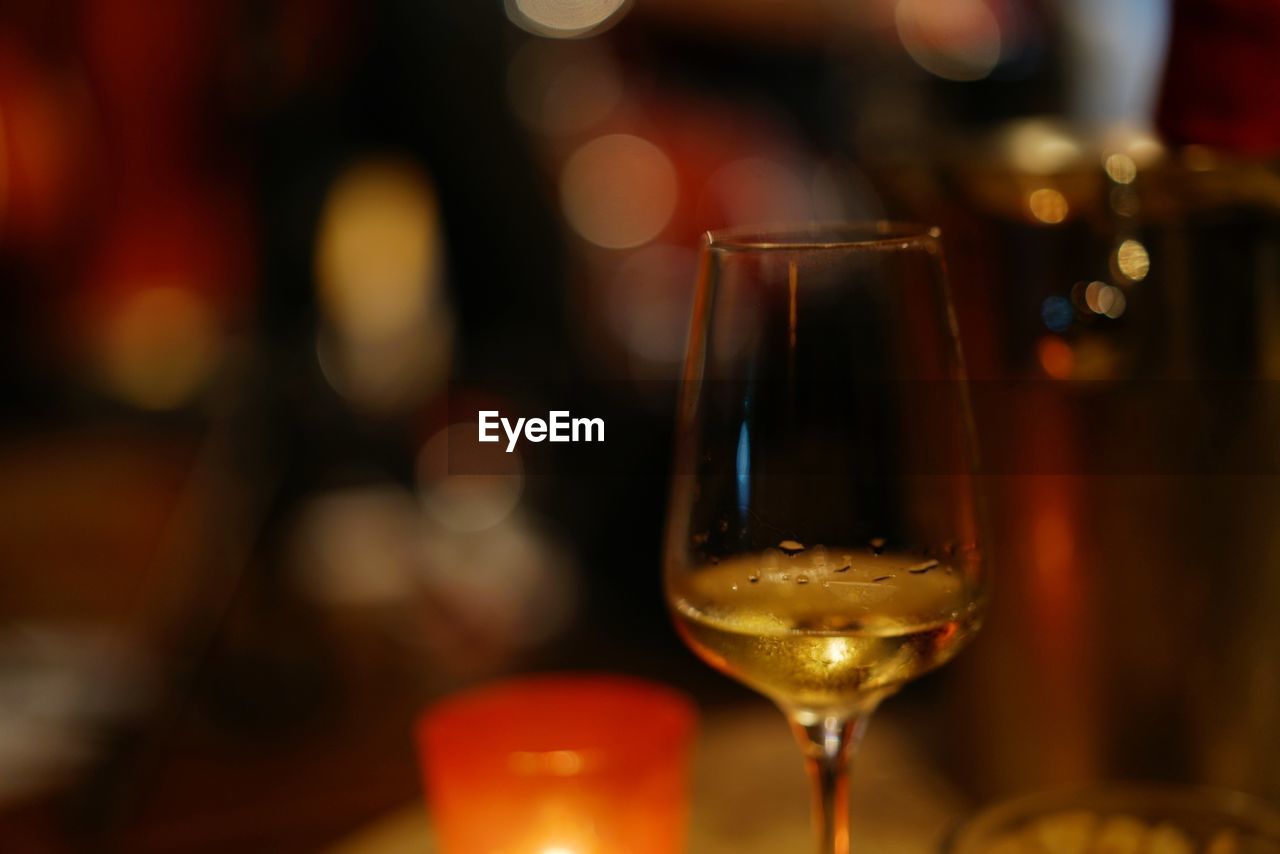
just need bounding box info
[787,708,872,854]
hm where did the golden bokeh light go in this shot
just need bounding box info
[1101,127,1165,168]
[1104,153,1137,185]
[99,284,220,410]
[1115,239,1150,282]
[314,157,451,413]
[1002,120,1083,175]
[316,158,441,341]
[506,0,631,39]
[1028,187,1068,224]
[560,134,677,250]
[1123,133,1164,166]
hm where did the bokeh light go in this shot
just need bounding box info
[98,284,220,410]
[1037,336,1074,379]
[1001,120,1083,175]
[506,0,631,39]
[1123,133,1164,166]
[413,514,577,664]
[0,42,83,249]
[1041,295,1073,332]
[290,486,421,607]
[1028,187,1068,224]
[560,134,677,250]
[0,625,153,803]
[1083,281,1105,313]
[314,157,452,412]
[316,158,442,342]
[1104,153,1137,185]
[417,423,524,534]
[1084,280,1127,319]
[1098,286,1126,319]
[895,0,1003,83]
[1115,238,1150,283]
[1102,127,1165,172]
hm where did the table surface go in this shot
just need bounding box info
[329,702,970,854]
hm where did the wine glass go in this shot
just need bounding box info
[664,223,986,854]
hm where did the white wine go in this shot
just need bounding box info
[669,543,983,713]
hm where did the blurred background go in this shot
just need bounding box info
[1,0,1279,850]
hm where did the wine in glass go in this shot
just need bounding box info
[664,223,986,854]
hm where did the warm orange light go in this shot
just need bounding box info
[560,134,677,250]
[1028,187,1068,224]
[1037,336,1074,380]
[1032,508,1074,597]
[417,675,696,854]
[98,284,220,409]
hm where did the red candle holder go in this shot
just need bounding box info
[416,673,697,854]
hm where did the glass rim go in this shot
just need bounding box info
[703,220,942,253]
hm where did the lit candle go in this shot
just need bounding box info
[416,674,696,854]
